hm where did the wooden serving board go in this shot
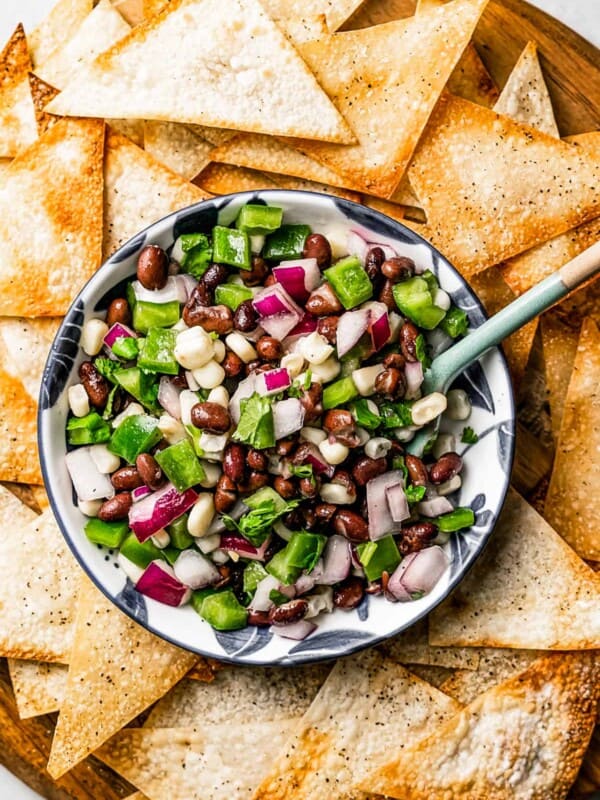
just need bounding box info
[0,1,598,798]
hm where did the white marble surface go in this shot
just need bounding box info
[0,0,598,798]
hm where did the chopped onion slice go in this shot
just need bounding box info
[273,398,305,440]
[295,571,317,595]
[319,535,352,585]
[418,496,454,517]
[157,376,182,419]
[270,620,317,640]
[104,322,137,349]
[385,484,410,523]
[336,307,370,358]
[174,273,198,303]
[173,549,220,589]
[220,533,271,561]
[274,258,321,302]
[253,284,303,341]
[296,442,335,479]
[131,276,180,304]
[249,574,279,612]
[129,483,198,542]
[395,545,449,597]
[364,301,391,351]
[256,367,291,396]
[136,560,191,606]
[132,485,152,503]
[386,559,414,602]
[66,447,114,502]
[405,360,424,400]
[346,229,370,265]
[285,313,318,340]
[366,471,405,540]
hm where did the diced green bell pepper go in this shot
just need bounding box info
[212,226,251,270]
[84,517,129,548]
[162,546,181,566]
[155,439,206,492]
[263,224,311,261]
[324,256,373,309]
[440,306,469,339]
[214,283,253,311]
[167,514,194,550]
[392,277,446,330]
[245,486,287,514]
[422,269,440,296]
[120,532,163,568]
[193,588,248,631]
[137,327,178,374]
[357,536,401,582]
[436,507,475,532]
[179,233,213,278]
[132,300,180,334]
[266,548,301,586]
[108,414,162,463]
[67,411,111,445]
[267,531,326,585]
[112,336,139,360]
[114,367,159,412]
[235,204,283,235]
[243,561,269,595]
[322,376,359,410]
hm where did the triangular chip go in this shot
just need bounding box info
[494,41,559,137]
[103,128,210,258]
[28,72,60,136]
[544,318,600,560]
[28,0,93,67]
[359,652,600,800]
[408,93,600,276]
[272,174,361,201]
[47,574,199,778]
[111,0,146,26]
[143,0,169,18]
[144,121,214,180]
[382,617,480,669]
[541,311,581,439]
[253,650,461,800]
[47,0,353,144]
[0,25,38,157]
[470,267,538,386]
[97,721,298,800]
[428,487,600,649]
[8,659,68,719]
[0,117,104,315]
[146,664,330,727]
[263,0,366,33]
[2,481,45,513]
[289,0,488,197]
[0,503,78,662]
[193,162,280,194]
[0,317,61,483]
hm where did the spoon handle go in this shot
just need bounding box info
[423,238,600,394]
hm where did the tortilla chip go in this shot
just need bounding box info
[28,0,93,67]
[185,657,222,681]
[0,117,104,316]
[31,485,50,511]
[8,659,68,718]
[541,312,581,439]
[289,0,488,197]
[144,121,214,180]
[363,197,406,222]
[0,317,61,483]
[2,481,43,513]
[390,175,424,209]
[263,0,366,33]
[0,503,78,662]
[194,162,279,194]
[408,94,600,277]
[404,664,456,688]
[104,128,210,258]
[187,124,236,147]
[147,664,330,727]
[0,25,38,158]
[28,73,60,136]
[382,618,480,670]
[253,650,461,800]
[428,487,600,649]
[142,0,168,18]
[439,648,542,706]
[273,175,361,202]
[359,652,600,800]
[47,0,353,145]
[47,574,198,779]
[111,0,146,26]
[543,318,600,560]
[470,267,538,386]
[97,721,299,800]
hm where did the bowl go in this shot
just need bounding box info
[39,190,515,665]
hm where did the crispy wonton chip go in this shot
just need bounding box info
[144,121,214,180]
[98,721,298,800]
[290,0,488,197]
[0,502,78,662]
[494,40,559,137]
[428,487,600,649]
[111,0,146,26]
[0,317,61,483]
[381,617,480,670]
[0,25,38,157]
[28,0,93,67]
[103,129,210,258]
[0,117,104,316]
[2,481,44,513]
[408,94,600,277]
[193,163,280,194]
[28,73,60,136]
[8,659,68,718]
[544,318,600,560]
[541,312,581,439]
[47,0,353,144]
[263,0,366,33]
[253,649,461,800]
[359,652,600,800]
[47,574,199,779]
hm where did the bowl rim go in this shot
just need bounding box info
[39,189,516,665]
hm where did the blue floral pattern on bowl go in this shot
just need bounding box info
[39,190,515,666]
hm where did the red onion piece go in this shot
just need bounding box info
[366,471,406,540]
[136,560,192,606]
[270,620,317,640]
[319,535,352,584]
[336,308,370,358]
[174,273,198,303]
[418,496,454,517]
[396,545,449,596]
[158,376,183,419]
[286,313,318,338]
[346,229,370,265]
[405,360,424,400]
[220,533,271,561]
[132,485,151,503]
[296,442,335,479]
[253,284,304,341]
[66,447,114,502]
[131,276,180,304]
[364,301,391,351]
[129,483,198,541]
[104,322,137,349]
[173,549,220,589]
[281,257,321,287]
[273,398,305,440]
[256,367,291,396]
[295,571,318,595]
[386,557,414,602]
[273,265,307,302]
[385,484,410,523]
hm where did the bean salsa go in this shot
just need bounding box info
[65,204,476,639]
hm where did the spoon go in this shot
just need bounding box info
[406,238,600,456]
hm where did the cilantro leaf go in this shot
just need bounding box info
[222,497,300,546]
[180,233,213,279]
[461,426,479,444]
[289,464,315,483]
[414,333,431,369]
[102,384,120,421]
[380,401,413,429]
[94,357,121,384]
[350,399,381,431]
[232,393,275,450]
